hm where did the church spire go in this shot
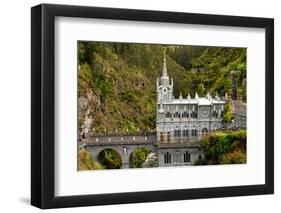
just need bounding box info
[162,48,168,77]
[159,47,169,86]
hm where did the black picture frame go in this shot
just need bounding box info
[31,3,274,209]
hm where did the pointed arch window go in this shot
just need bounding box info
[184,151,191,163]
[191,129,197,136]
[191,111,197,118]
[182,111,189,118]
[183,129,189,137]
[165,111,172,118]
[212,111,218,118]
[174,112,180,118]
[164,152,171,164]
[174,129,181,137]
[160,132,164,142]
[167,131,171,142]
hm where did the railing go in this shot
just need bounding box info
[83,134,157,145]
[87,131,156,137]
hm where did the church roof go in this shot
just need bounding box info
[162,97,225,105]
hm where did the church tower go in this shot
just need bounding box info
[157,49,173,104]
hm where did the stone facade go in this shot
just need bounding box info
[156,52,226,166]
[157,143,205,167]
[156,52,226,143]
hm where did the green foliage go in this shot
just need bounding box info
[96,78,112,97]
[190,47,246,98]
[197,83,206,96]
[98,149,122,169]
[220,150,246,164]
[131,147,151,168]
[223,103,234,122]
[199,130,246,165]
[78,64,94,96]
[120,92,135,102]
[168,46,205,69]
[78,149,104,170]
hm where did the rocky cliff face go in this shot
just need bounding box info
[78,89,101,134]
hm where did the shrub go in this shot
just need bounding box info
[200,130,246,165]
[131,147,151,168]
[78,149,103,170]
[223,103,234,122]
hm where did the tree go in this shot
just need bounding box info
[199,130,246,165]
[131,147,151,168]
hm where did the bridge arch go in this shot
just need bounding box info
[129,146,152,168]
[83,134,157,169]
[97,148,122,169]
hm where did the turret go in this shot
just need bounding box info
[206,91,210,100]
[156,78,159,87]
[195,92,199,99]
[179,92,183,100]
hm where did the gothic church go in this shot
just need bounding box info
[156,52,226,144]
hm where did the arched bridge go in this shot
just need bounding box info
[79,134,157,168]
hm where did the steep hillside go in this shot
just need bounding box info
[190,47,246,98]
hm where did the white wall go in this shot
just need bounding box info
[0,0,279,212]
